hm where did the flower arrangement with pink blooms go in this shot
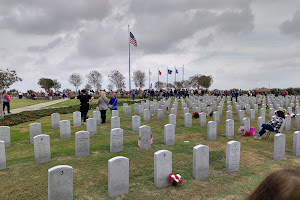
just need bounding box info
[168,173,183,186]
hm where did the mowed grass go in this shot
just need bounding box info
[43,99,79,108]
[1,98,299,200]
[9,99,52,110]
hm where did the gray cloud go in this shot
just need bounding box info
[279,10,300,39]
[0,0,111,35]
[27,37,62,52]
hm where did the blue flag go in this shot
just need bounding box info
[168,69,172,74]
[176,69,178,74]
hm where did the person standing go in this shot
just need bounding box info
[109,93,118,112]
[18,91,22,99]
[2,90,11,114]
[98,91,108,124]
[75,89,94,124]
[132,90,136,101]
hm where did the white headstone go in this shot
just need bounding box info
[164,124,175,146]
[213,111,220,125]
[86,118,97,135]
[157,109,164,121]
[168,114,176,126]
[51,113,60,129]
[296,114,300,128]
[75,131,90,157]
[284,115,291,130]
[226,111,232,120]
[34,134,51,164]
[132,115,140,131]
[293,131,300,156]
[29,123,42,144]
[108,156,129,197]
[124,106,131,117]
[143,109,150,122]
[93,111,101,125]
[226,119,234,139]
[154,150,172,187]
[0,126,10,147]
[242,117,250,134]
[111,116,120,130]
[110,128,123,153]
[250,109,255,122]
[238,110,245,122]
[274,133,285,161]
[48,165,73,200]
[257,116,264,133]
[184,113,192,127]
[226,141,241,172]
[112,110,119,117]
[193,144,209,180]
[199,112,206,126]
[207,121,217,141]
[0,141,6,170]
[73,111,81,127]
[139,125,152,149]
[60,120,71,139]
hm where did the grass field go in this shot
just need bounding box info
[1,98,299,199]
[9,99,52,110]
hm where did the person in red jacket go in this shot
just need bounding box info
[2,90,11,114]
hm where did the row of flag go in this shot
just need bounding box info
[159,69,179,75]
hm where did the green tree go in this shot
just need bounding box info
[0,69,22,118]
[38,78,54,92]
[52,79,61,91]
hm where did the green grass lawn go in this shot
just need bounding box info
[43,99,79,108]
[9,99,52,110]
[1,98,299,199]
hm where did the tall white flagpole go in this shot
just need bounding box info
[128,25,131,92]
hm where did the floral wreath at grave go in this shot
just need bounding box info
[192,112,199,118]
[168,173,183,186]
[138,135,153,148]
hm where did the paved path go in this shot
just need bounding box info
[10,98,69,114]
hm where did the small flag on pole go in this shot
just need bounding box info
[174,84,177,88]
[182,83,185,87]
[168,69,172,74]
[149,83,152,89]
[123,83,126,88]
[130,32,137,47]
[159,70,162,75]
[176,69,178,74]
[163,83,166,88]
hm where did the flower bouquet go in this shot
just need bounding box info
[168,173,183,186]
[192,112,199,118]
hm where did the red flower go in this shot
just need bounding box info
[87,115,89,119]
[10,122,13,124]
[287,113,290,115]
[21,120,24,122]
[6,120,10,122]
[179,180,183,185]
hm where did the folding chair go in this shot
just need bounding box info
[264,119,286,140]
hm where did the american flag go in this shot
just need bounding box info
[174,84,177,88]
[130,32,137,47]
[123,83,126,88]
[149,83,152,89]
[163,83,166,88]
[159,70,161,75]
[182,83,185,87]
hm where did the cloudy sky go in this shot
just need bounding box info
[1,0,300,92]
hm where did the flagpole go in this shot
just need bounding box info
[175,66,176,83]
[149,68,150,89]
[182,64,184,82]
[167,67,168,90]
[128,25,131,92]
[158,68,159,90]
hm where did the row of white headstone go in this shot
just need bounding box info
[46,140,241,198]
